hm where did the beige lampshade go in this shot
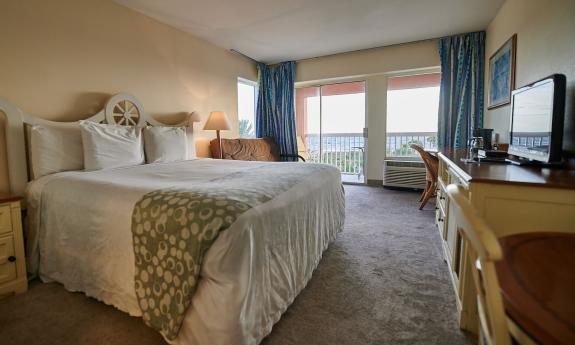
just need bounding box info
[204,111,231,131]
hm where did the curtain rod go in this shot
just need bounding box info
[297,30,485,62]
[230,30,484,64]
[230,49,259,63]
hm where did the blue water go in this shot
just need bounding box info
[305,136,365,152]
[304,134,436,153]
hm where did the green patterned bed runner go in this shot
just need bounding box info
[131,163,334,340]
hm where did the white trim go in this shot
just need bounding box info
[294,66,441,88]
[385,66,441,78]
[0,93,200,197]
[295,75,367,88]
[237,77,258,87]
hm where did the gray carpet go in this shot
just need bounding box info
[0,185,473,345]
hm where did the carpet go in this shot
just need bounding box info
[0,185,474,345]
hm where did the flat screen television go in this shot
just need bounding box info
[508,74,566,163]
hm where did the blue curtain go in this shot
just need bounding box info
[256,61,298,160]
[438,31,485,150]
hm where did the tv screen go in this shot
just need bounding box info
[508,74,566,163]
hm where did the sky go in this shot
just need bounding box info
[386,86,439,133]
[238,81,256,127]
[304,86,439,134]
[305,94,365,134]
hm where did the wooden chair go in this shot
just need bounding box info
[410,144,438,210]
[446,185,539,345]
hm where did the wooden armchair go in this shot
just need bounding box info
[410,144,438,210]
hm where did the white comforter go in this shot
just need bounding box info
[26,159,345,345]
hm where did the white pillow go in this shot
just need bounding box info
[79,121,144,171]
[143,126,190,163]
[30,124,84,179]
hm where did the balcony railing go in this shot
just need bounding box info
[304,133,365,175]
[302,131,437,176]
[386,131,437,157]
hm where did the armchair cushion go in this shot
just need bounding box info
[210,138,280,161]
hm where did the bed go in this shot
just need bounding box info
[0,93,345,345]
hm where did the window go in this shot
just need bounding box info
[237,78,258,138]
[386,73,440,157]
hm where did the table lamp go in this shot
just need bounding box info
[204,111,231,159]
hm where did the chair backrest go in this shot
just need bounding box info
[446,184,511,345]
[296,135,309,161]
[210,137,280,161]
[410,144,438,180]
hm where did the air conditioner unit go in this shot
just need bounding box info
[383,160,426,189]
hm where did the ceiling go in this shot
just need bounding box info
[115,0,504,63]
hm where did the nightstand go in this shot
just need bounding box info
[0,195,27,298]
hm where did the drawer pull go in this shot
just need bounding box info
[8,256,16,262]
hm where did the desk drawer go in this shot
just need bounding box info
[0,206,12,236]
[437,186,448,212]
[436,206,447,240]
[0,235,17,284]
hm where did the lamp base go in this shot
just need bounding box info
[216,130,223,159]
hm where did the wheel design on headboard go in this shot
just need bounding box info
[112,100,139,125]
[105,93,146,127]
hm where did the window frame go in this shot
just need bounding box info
[384,68,441,160]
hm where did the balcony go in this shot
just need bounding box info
[304,133,364,182]
[302,131,437,182]
[385,131,437,157]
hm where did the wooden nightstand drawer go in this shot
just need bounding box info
[0,205,12,235]
[0,196,27,297]
[0,235,17,284]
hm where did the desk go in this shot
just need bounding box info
[496,233,575,345]
[435,151,575,334]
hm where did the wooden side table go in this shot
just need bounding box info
[0,194,27,298]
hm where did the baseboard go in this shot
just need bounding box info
[367,179,383,186]
[383,185,423,192]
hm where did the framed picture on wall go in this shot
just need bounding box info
[488,34,517,109]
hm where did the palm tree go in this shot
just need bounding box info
[239,119,255,138]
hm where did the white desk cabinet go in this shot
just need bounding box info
[436,152,575,334]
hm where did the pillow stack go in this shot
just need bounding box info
[143,126,189,163]
[30,125,84,179]
[28,120,194,178]
[79,121,144,170]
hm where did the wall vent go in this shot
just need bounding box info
[383,160,426,189]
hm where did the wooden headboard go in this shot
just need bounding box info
[0,93,199,196]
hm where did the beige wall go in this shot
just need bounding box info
[296,40,440,182]
[484,0,575,155]
[0,0,257,193]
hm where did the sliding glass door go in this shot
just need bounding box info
[295,81,366,184]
